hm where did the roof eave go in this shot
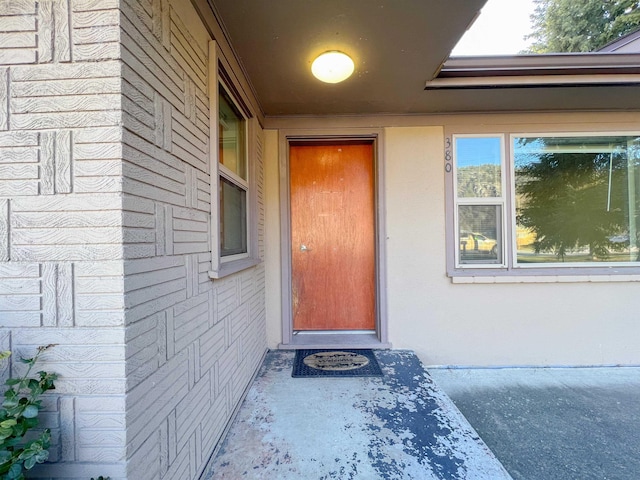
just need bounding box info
[429,53,640,89]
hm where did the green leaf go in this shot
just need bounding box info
[2,398,18,409]
[23,455,36,470]
[21,406,39,419]
[0,449,11,463]
[7,462,24,479]
[39,372,57,391]
[19,448,34,461]
[0,347,55,480]
[33,449,48,464]
[3,436,22,448]
[22,418,38,430]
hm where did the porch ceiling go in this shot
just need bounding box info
[210,0,640,117]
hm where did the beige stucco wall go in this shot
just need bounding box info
[264,119,640,367]
[264,129,283,350]
[383,126,639,366]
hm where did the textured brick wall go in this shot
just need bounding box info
[0,0,127,479]
[120,0,267,479]
[0,0,267,479]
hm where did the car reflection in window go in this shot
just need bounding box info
[460,232,498,257]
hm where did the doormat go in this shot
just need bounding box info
[292,349,383,378]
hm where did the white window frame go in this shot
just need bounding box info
[447,129,640,281]
[208,41,261,279]
[452,134,507,269]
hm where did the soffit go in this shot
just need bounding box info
[210,0,640,116]
[210,0,485,116]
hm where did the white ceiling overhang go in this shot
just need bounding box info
[208,0,640,116]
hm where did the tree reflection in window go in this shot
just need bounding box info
[514,136,640,263]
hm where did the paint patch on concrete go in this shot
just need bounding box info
[202,350,511,480]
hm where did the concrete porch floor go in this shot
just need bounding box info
[200,350,511,479]
[428,366,640,480]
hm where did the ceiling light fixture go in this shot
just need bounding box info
[311,51,355,83]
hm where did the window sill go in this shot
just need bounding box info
[208,257,262,279]
[451,274,640,284]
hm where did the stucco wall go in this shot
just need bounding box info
[264,120,640,367]
[264,130,282,349]
[0,0,127,478]
[383,126,640,366]
[120,1,267,479]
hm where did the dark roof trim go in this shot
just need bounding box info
[428,53,640,89]
[598,27,640,52]
[440,53,640,77]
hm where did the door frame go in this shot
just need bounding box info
[278,128,390,349]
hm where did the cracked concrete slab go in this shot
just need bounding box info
[201,350,511,479]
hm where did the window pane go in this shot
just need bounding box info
[456,137,502,198]
[220,177,247,257]
[219,85,247,180]
[458,205,502,264]
[514,136,640,264]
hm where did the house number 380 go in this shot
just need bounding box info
[444,137,452,173]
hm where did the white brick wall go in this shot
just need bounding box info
[120,0,266,479]
[0,0,267,478]
[0,0,127,478]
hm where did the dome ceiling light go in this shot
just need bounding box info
[311,51,355,84]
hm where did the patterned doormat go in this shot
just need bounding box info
[292,349,383,377]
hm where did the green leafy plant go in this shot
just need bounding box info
[0,345,57,480]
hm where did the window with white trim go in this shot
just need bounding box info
[209,43,260,278]
[454,135,505,267]
[449,132,640,276]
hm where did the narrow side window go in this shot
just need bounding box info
[209,42,261,278]
[218,82,248,260]
[453,135,505,267]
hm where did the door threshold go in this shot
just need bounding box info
[293,330,376,335]
[279,332,392,350]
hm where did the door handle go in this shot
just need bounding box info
[300,244,309,252]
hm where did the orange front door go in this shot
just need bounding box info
[290,142,376,331]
